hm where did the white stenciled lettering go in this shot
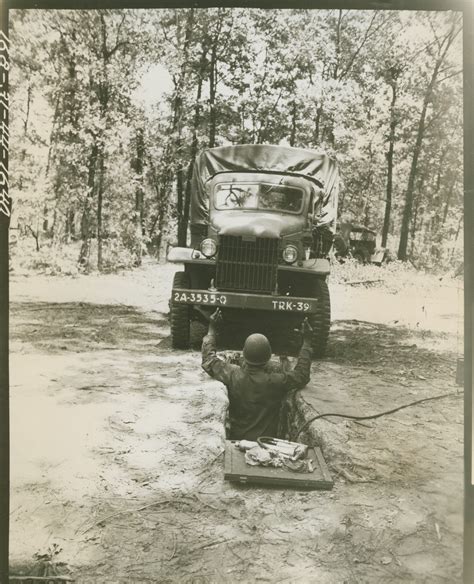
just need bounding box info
[219,295,227,305]
[272,300,278,309]
[0,189,10,217]
[0,29,8,220]
[286,301,293,310]
[304,303,310,311]
[0,31,9,52]
[279,301,285,310]
[0,121,8,151]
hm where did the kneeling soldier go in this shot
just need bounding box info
[202,309,313,440]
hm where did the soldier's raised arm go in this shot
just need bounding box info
[277,319,313,392]
[201,309,235,386]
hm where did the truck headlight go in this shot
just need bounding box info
[282,244,298,264]
[200,238,217,258]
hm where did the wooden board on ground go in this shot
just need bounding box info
[224,440,333,490]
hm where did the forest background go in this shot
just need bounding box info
[8,8,463,274]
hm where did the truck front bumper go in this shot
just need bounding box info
[172,288,318,314]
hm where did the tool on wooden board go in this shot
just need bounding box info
[235,437,308,461]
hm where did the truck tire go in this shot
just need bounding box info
[308,278,331,358]
[353,250,369,264]
[170,271,190,349]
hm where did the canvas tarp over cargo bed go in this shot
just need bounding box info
[190,144,339,231]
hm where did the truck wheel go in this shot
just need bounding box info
[308,278,331,358]
[353,250,368,264]
[170,271,190,349]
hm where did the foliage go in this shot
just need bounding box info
[11,237,81,275]
[9,8,463,272]
[329,256,462,297]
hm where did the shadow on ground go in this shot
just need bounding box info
[10,301,169,353]
[326,319,457,381]
[10,303,459,385]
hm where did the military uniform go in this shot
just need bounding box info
[202,334,312,440]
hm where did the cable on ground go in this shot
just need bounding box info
[293,391,462,440]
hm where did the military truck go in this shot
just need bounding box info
[167,144,339,357]
[335,222,387,265]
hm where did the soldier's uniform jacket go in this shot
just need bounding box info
[202,334,312,440]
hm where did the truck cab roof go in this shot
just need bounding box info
[190,144,340,229]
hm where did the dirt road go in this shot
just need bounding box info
[9,262,463,583]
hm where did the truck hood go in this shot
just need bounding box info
[211,211,304,238]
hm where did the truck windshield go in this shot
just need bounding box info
[214,183,304,213]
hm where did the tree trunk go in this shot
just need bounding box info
[96,147,105,271]
[176,167,186,246]
[65,208,75,243]
[150,8,195,256]
[398,18,460,260]
[314,104,322,144]
[156,180,172,256]
[450,214,462,260]
[382,80,397,248]
[409,176,424,256]
[362,148,374,224]
[42,204,49,233]
[24,83,32,136]
[172,9,195,130]
[208,13,223,148]
[442,177,457,225]
[94,12,115,271]
[289,101,297,147]
[209,55,217,147]
[398,88,433,260]
[45,93,61,178]
[79,143,98,266]
[147,158,171,257]
[333,10,343,80]
[26,225,40,252]
[178,46,207,247]
[133,128,145,266]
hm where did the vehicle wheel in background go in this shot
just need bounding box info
[353,250,369,264]
[170,271,191,349]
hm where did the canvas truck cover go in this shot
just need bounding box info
[190,144,339,231]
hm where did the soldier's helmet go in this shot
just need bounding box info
[243,333,272,366]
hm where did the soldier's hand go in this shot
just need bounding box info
[301,318,313,341]
[209,308,222,331]
[210,308,222,323]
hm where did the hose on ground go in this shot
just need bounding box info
[293,391,462,440]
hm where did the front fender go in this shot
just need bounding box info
[167,246,215,265]
[278,258,330,275]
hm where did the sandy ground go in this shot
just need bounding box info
[9,261,463,582]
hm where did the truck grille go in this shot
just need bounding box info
[216,235,278,293]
